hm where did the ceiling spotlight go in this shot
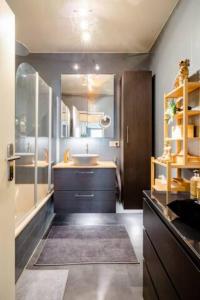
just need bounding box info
[82,31,91,42]
[73,64,79,70]
[73,8,93,18]
[80,20,89,31]
[95,64,100,71]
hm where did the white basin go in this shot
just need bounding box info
[71,154,99,166]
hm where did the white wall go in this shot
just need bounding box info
[150,0,200,156]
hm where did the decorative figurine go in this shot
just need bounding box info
[158,141,172,162]
[174,59,190,88]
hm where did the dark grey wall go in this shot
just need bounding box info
[17,53,150,163]
[150,0,200,157]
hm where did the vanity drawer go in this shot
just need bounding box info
[143,230,179,300]
[54,191,116,213]
[143,198,200,300]
[143,262,158,300]
[54,168,116,191]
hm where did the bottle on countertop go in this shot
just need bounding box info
[64,149,70,163]
[190,170,200,197]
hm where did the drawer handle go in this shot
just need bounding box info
[75,193,94,198]
[76,171,94,175]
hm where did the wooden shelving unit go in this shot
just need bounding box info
[151,79,200,192]
[175,110,200,119]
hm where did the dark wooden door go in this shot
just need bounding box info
[121,71,152,209]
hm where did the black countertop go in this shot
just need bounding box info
[143,190,200,267]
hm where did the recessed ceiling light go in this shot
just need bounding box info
[95,64,100,71]
[73,8,93,18]
[80,20,89,31]
[73,64,79,70]
[82,31,91,42]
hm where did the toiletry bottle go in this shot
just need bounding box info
[190,170,199,197]
[64,149,70,163]
[197,182,200,199]
[196,172,200,199]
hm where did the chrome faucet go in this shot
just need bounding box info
[86,143,89,154]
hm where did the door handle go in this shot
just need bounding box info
[126,126,129,144]
[76,171,94,175]
[75,193,94,198]
[6,143,21,181]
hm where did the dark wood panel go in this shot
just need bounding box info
[15,197,54,281]
[54,191,116,213]
[143,262,158,300]
[121,71,152,209]
[144,230,179,300]
[54,168,116,191]
[143,199,200,300]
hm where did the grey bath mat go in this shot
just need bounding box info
[35,225,138,265]
[16,269,68,300]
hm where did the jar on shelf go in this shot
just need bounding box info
[190,170,200,197]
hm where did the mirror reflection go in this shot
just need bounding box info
[61,74,114,138]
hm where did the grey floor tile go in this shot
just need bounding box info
[20,213,143,300]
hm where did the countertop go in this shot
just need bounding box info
[53,161,117,169]
[143,190,200,267]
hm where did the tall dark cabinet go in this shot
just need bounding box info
[120,71,152,209]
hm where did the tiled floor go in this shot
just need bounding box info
[27,213,143,300]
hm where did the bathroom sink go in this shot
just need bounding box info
[71,154,99,166]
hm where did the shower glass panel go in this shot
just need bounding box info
[15,63,36,225]
[15,63,52,227]
[37,77,50,203]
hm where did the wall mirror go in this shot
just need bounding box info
[61,74,114,138]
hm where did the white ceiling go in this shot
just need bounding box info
[7,0,178,53]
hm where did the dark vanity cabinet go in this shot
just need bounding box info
[54,166,116,213]
[143,192,200,300]
[120,71,152,209]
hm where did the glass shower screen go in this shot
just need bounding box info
[15,63,52,227]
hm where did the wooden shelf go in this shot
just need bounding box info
[165,137,183,141]
[152,184,187,193]
[153,158,200,169]
[175,110,200,119]
[166,137,200,141]
[165,82,200,99]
